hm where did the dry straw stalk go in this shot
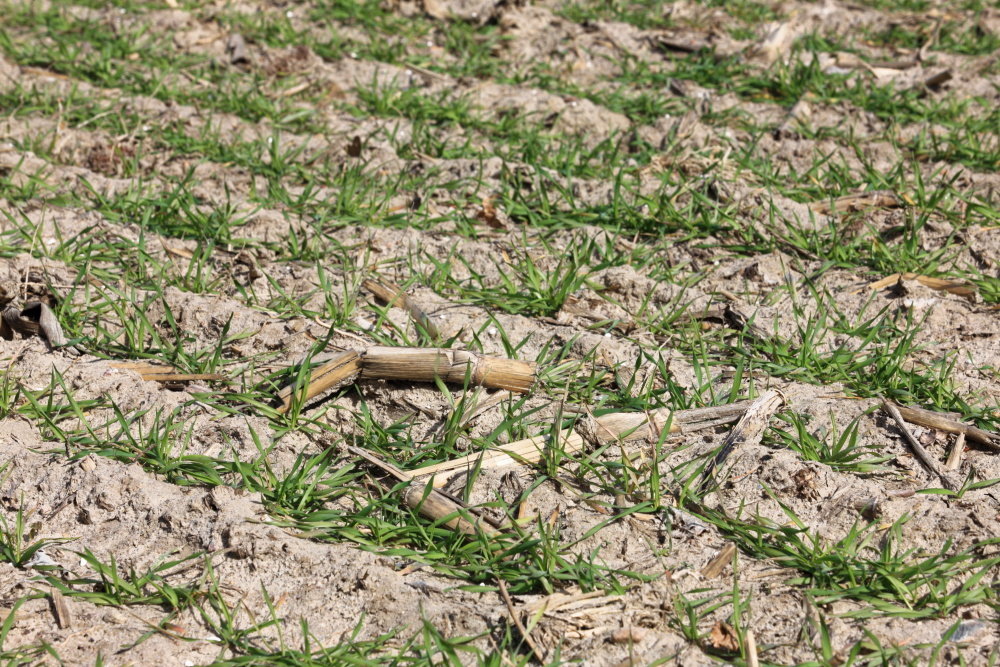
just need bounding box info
[893,403,1000,451]
[410,430,583,484]
[402,480,501,537]
[361,346,536,393]
[274,350,362,414]
[109,361,226,383]
[348,446,500,537]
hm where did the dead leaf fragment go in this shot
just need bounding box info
[476,196,507,229]
[346,136,362,158]
[709,621,740,652]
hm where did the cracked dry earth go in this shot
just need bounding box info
[2,0,1000,664]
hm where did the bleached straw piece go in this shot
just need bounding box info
[893,404,1000,451]
[402,480,500,536]
[809,190,902,215]
[699,390,785,492]
[946,432,966,470]
[274,350,362,414]
[361,346,536,393]
[592,407,678,444]
[859,272,974,297]
[348,446,499,537]
[412,430,583,484]
[109,361,226,383]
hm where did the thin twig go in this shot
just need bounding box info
[497,578,545,664]
[892,404,999,451]
[880,399,959,491]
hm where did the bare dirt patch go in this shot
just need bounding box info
[2,0,1000,665]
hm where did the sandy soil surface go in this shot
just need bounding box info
[2,0,1000,664]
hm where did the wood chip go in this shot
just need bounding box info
[946,431,966,470]
[274,350,362,414]
[51,589,71,629]
[701,543,736,578]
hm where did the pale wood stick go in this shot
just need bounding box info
[363,278,440,339]
[411,430,584,483]
[893,404,1000,451]
[274,350,361,414]
[946,432,966,470]
[746,629,759,667]
[361,347,536,393]
[699,390,785,492]
[880,400,959,491]
[347,446,500,537]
